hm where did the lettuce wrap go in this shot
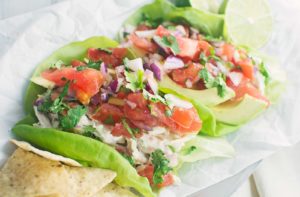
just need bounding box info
[13,35,236,196]
[119,0,285,136]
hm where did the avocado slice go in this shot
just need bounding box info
[158,75,235,106]
[212,94,268,125]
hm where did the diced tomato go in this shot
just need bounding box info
[111,123,131,138]
[41,68,104,104]
[198,40,212,56]
[92,103,124,124]
[71,60,86,67]
[171,62,202,86]
[87,48,127,67]
[236,59,255,80]
[170,107,194,128]
[124,93,158,128]
[176,37,200,60]
[221,43,235,62]
[226,74,269,103]
[112,48,127,59]
[157,173,174,188]
[129,33,157,53]
[138,165,174,187]
[150,103,202,134]
[171,107,202,134]
[156,25,170,37]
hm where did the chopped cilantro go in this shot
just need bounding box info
[121,153,135,166]
[121,119,139,138]
[98,47,112,54]
[125,69,144,92]
[161,35,180,55]
[259,62,270,84]
[82,125,99,139]
[151,149,172,185]
[60,105,87,130]
[103,115,115,125]
[183,145,197,155]
[199,68,227,97]
[76,66,86,71]
[142,89,166,104]
[86,61,101,70]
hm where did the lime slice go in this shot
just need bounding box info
[190,0,219,13]
[223,0,273,49]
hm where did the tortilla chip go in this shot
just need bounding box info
[94,183,137,197]
[11,139,81,167]
[0,148,116,197]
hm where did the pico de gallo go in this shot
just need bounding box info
[121,21,270,104]
[32,47,202,188]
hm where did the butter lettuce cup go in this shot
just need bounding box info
[119,0,285,136]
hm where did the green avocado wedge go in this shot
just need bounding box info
[12,125,154,197]
[118,0,224,41]
[159,75,235,106]
[24,36,120,116]
[212,94,268,125]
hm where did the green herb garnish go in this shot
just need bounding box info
[60,105,87,130]
[259,62,270,84]
[199,68,227,97]
[151,149,172,185]
[161,35,180,55]
[122,153,135,166]
[98,47,112,54]
[103,115,115,125]
[121,119,139,138]
[125,69,144,92]
[183,145,197,155]
[50,60,64,69]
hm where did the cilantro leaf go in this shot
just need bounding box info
[81,125,100,140]
[142,89,166,104]
[60,105,87,130]
[98,47,112,54]
[87,61,101,70]
[199,68,227,97]
[103,115,115,125]
[121,153,135,166]
[259,62,270,84]
[125,69,144,92]
[183,145,197,155]
[121,119,140,138]
[162,35,180,55]
[151,149,172,185]
[76,66,86,71]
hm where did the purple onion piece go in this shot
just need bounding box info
[101,93,109,102]
[34,98,44,106]
[109,79,118,93]
[145,83,154,94]
[90,94,101,105]
[100,62,108,75]
[150,63,161,80]
[130,120,152,131]
[143,63,151,70]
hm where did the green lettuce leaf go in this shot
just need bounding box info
[118,0,224,41]
[12,124,154,197]
[24,36,120,116]
[179,135,235,163]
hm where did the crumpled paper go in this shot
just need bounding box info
[0,0,299,196]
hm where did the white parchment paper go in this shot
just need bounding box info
[0,0,299,196]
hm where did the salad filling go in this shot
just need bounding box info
[121,22,270,104]
[32,47,202,188]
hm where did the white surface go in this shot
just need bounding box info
[0,0,299,197]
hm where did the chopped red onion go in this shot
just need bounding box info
[135,30,156,38]
[109,79,118,93]
[100,62,107,75]
[126,58,144,72]
[164,94,193,109]
[150,63,162,80]
[145,69,158,94]
[228,72,243,86]
[164,56,185,70]
[126,100,137,109]
[91,94,101,105]
[115,65,125,77]
[34,98,44,106]
[130,120,152,131]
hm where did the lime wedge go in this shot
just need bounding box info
[190,0,219,13]
[223,0,273,49]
